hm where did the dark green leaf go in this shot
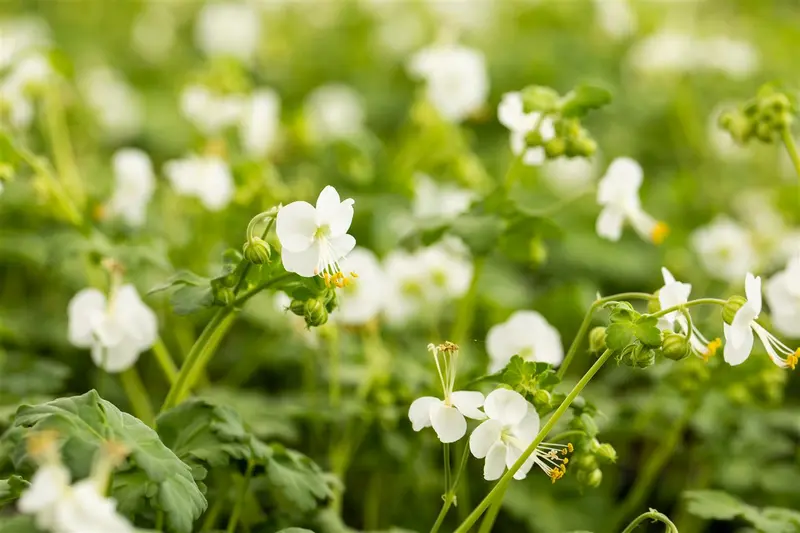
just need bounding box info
[560,84,612,118]
[0,475,28,506]
[684,490,749,520]
[634,316,662,347]
[265,445,332,514]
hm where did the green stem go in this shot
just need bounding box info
[443,443,451,495]
[477,498,502,533]
[453,349,615,533]
[780,126,800,183]
[155,510,164,531]
[327,327,341,408]
[451,257,485,345]
[42,85,85,210]
[200,492,225,532]
[620,509,679,533]
[646,298,727,320]
[524,188,594,218]
[430,443,470,533]
[119,366,155,426]
[550,429,586,443]
[152,338,179,385]
[232,273,294,307]
[226,460,255,533]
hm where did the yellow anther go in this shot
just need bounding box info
[350,271,359,278]
[567,443,574,453]
[703,338,722,362]
[651,221,670,245]
[563,457,569,464]
[787,349,799,370]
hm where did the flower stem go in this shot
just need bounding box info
[119,366,155,426]
[226,460,255,533]
[646,298,727,320]
[152,338,179,385]
[620,509,679,533]
[451,257,485,345]
[780,126,800,183]
[453,349,615,533]
[477,497,502,533]
[429,443,470,533]
[443,443,451,495]
[42,84,85,210]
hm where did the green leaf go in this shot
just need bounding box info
[0,515,43,533]
[0,353,70,397]
[156,399,272,469]
[560,84,612,118]
[500,356,559,398]
[634,316,662,347]
[605,323,634,351]
[265,445,333,514]
[148,270,210,295]
[0,475,28,506]
[449,214,506,256]
[1,391,206,533]
[683,490,750,520]
[170,285,214,316]
[520,85,561,113]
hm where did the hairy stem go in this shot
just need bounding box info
[430,443,471,533]
[620,509,679,533]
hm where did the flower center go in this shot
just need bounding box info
[314,224,331,241]
[519,346,534,359]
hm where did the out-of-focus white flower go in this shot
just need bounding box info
[276,186,356,278]
[658,267,721,358]
[68,284,158,373]
[180,85,246,136]
[541,156,598,195]
[595,158,668,243]
[194,1,261,64]
[0,16,50,69]
[765,255,800,339]
[335,247,385,326]
[51,479,134,533]
[413,173,474,220]
[407,43,488,122]
[79,67,143,140]
[0,54,53,129]
[733,189,800,269]
[18,463,71,531]
[469,388,571,481]
[131,4,176,64]
[723,273,799,368]
[240,89,280,158]
[702,37,759,78]
[409,343,485,443]
[498,92,555,166]
[691,216,758,282]
[594,0,637,40]
[304,84,365,143]
[423,0,495,32]
[107,149,155,227]
[164,155,235,212]
[486,310,563,373]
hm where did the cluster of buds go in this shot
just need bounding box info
[719,85,796,145]
[289,287,337,327]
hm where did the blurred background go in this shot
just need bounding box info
[1,1,799,532]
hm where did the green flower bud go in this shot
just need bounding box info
[323,288,338,313]
[755,121,774,142]
[575,454,598,472]
[544,137,566,158]
[520,86,561,113]
[213,287,235,306]
[304,298,328,327]
[243,237,271,265]
[588,327,607,353]
[621,344,655,369]
[591,441,617,463]
[587,468,603,488]
[525,129,544,147]
[662,332,691,361]
[533,389,552,411]
[723,295,747,325]
[289,299,306,317]
[569,136,597,157]
[571,395,586,410]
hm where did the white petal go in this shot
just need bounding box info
[607,157,643,191]
[114,285,158,351]
[68,289,107,348]
[729,304,758,347]
[744,272,762,315]
[316,190,354,237]
[484,388,528,427]
[451,391,486,420]
[281,243,322,277]
[484,441,508,481]
[408,396,439,431]
[327,234,356,263]
[661,267,676,285]
[596,206,625,241]
[658,281,692,324]
[469,419,503,459]
[315,186,341,221]
[430,403,467,443]
[91,342,140,373]
[276,201,318,252]
[522,147,545,166]
[510,406,540,444]
[723,323,753,366]
[509,131,525,156]
[506,443,537,479]
[18,465,71,514]
[486,322,516,372]
[497,92,524,130]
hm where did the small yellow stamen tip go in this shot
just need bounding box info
[350,271,359,278]
[787,350,799,370]
[567,443,574,453]
[651,222,670,245]
[703,338,722,362]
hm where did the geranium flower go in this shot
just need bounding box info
[690,216,758,283]
[469,389,571,481]
[67,284,158,373]
[194,1,260,64]
[658,267,721,359]
[163,155,234,212]
[498,92,555,166]
[304,84,365,143]
[106,149,155,227]
[724,273,799,368]
[276,185,356,279]
[334,247,386,326]
[765,255,800,338]
[486,311,564,372]
[596,158,668,244]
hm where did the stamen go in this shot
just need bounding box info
[702,338,722,362]
[532,442,572,483]
[651,221,670,245]
[787,349,799,370]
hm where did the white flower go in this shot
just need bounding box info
[412,174,473,220]
[18,463,71,531]
[68,284,158,373]
[691,216,758,283]
[304,84,365,143]
[628,32,695,74]
[107,149,155,227]
[658,267,721,358]
[498,92,555,166]
[131,4,176,64]
[0,54,53,129]
[596,157,668,243]
[486,310,564,373]
[79,67,142,141]
[0,16,50,70]
[164,155,234,212]
[723,273,798,369]
[541,156,598,195]
[334,247,385,326]
[194,1,261,64]
[239,89,281,158]
[594,0,637,40]
[276,185,356,278]
[701,37,758,79]
[408,343,485,443]
[179,84,246,136]
[52,479,134,533]
[407,43,488,122]
[469,389,570,481]
[765,255,800,339]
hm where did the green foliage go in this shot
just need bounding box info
[0,516,43,533]
[0,391,206,533]
[263,445,333,515]
[560,84,613,118]
[0,475,28,506]
[684,490,800,533]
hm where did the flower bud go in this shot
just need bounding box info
[243,237,271,265]
[621,344,655,369]
[533,389,552,411]
[588,327,607,353]
[304,298,328,327]
[755,121,774,142]
[723,295,747,325]
[586,468,603,488]
[591,440,617,463]
[520,86,561,113]
[525,129,544,147]
[323,288,338,312]
[289,299,306,317]
[567,136,597,158]
[213,287,235,306]
[662,332,690,361]
[575,454,598,472]
[544,137,566,158]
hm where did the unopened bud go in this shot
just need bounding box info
[304,298,328,327]
[213,287,235,306]
[723,295,747,325]
[243,237,271,265]
[588,327,607,353]
[622,344,655,369]
[533,389,552,410]
[520,85,561,113]
[289,299,305,317]
[587,468,603,488]
[575,454,598,472]
[662,332,690,361]
[755,121,774,142]
[591,440,617,463]
[525,129,544,147]
[323,288,338,312]
[544,137,566,158]
[567,136,597,158]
